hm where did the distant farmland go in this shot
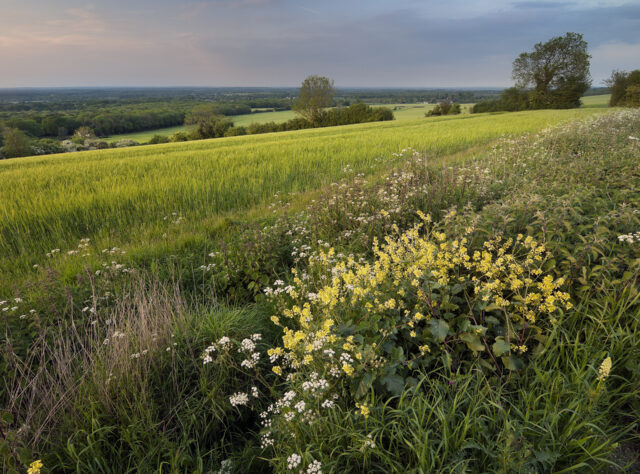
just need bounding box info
[102,95,609,143]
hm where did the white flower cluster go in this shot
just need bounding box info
[618,231,640,244]
[238,334,262,368]
[215,459,233,474]
[202,336,234,364]
[229,392,249,407]
[363,433,376,449]
[287,453,302,469]
[301,372,328,394]
[101,246,126,255]
[306,460,322,474]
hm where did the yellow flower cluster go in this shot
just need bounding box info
[27,460,43,474]
[267,214,572,406]
[356,402,370,418]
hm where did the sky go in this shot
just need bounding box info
[0,0,638,88]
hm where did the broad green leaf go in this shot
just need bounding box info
[460,333,485,352]
[501,355,524,371]
[381,374,405,395]
[492,340,511,357]
[429,319,449,342]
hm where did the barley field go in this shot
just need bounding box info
[0,108,605,280]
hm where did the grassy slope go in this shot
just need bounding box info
[4,110,638,473]
[0,108,609,284]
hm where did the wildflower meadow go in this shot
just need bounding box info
[1,109,639,472]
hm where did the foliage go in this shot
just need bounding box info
[1,127,31,158]
[292,76,336,124]
[606,69,640,107]
[247,104,393,134]
[147,134,170,144]
[72,126,96,144]
[513,32,591,109]
[426,101,461,116]
[190,116,234,140]
[472,87,531,113]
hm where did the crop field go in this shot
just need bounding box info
[0,108,605,282]
[375,102,474,119]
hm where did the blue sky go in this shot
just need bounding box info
[0,0,638,87]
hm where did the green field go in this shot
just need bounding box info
[103,125,193,143]
[0,108,606,280]
[233,109,298,126]
[581,93,611,107]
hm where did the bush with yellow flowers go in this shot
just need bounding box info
[265,212,572,402]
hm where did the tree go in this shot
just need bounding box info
[606,69,640,107]
[2,127,32,158]
[512,32,591,109]
[292,75,336,124]
[72,126,96,144]
[426,101,461,116]
[190,116,233,139]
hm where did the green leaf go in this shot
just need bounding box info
[355,373,375,399]
[485,316,501,326]
[492,340,511,357]
[381,374,405,395]
[501,355,524,371]
[429,319,449,342]
[460,333,485,352]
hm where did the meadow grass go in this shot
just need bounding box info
[2,110,638,473]
[0,108,608,288]
[103,125,194,143]
[581,93,611,107]
[232,109,298,127]
[373,102,475,119]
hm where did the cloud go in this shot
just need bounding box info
[0,0,638,87]
[591,41,640,83]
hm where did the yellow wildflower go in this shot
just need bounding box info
[598,356,612,382]
[28,460,43,474]
[356,402,370,418]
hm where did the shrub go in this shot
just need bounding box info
[1,127,31,158]
[31,138,64,155]
[472,87,531,113]
[170,131,189,142]
[607,69,640,107]
[426,101,461,116]
[190,116,234,139]
[224,126,247,137]
[115,139,139,148]
[71,126,95,144]
[148,135,170,144]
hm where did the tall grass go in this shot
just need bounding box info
[0,108,605,284]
